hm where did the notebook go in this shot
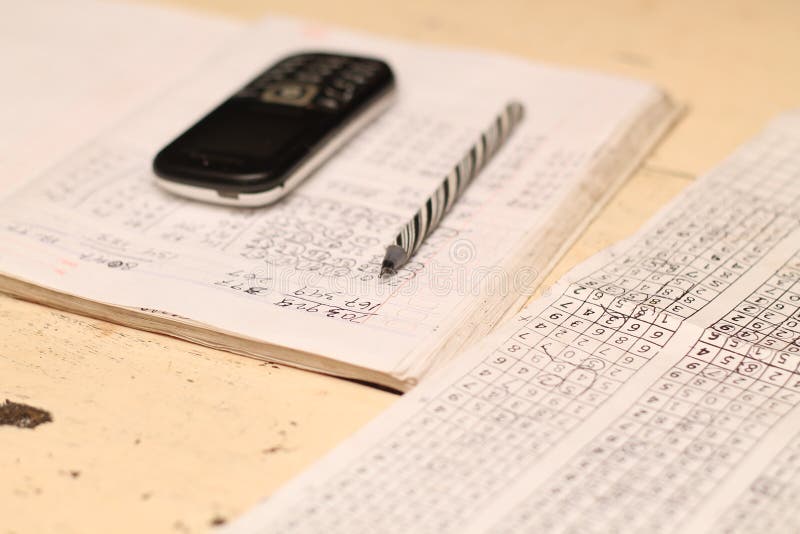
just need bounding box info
[218,112,800,533]
[0,14,677,390]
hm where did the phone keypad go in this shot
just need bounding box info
[238,53,390,113]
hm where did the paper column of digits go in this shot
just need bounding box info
[216,113,800,533]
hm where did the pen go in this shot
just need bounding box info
[380,101,525,276]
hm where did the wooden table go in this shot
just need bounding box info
[3,1,799,532]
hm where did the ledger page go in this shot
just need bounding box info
[218,112,800,533]
[0,16,673,386]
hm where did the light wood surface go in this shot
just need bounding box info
[3,1,799,532]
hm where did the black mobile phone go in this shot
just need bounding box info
[153,52,395,206]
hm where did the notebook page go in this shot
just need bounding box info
[0,0,241,195]
[0,16,672,386]
[217,112,800,533]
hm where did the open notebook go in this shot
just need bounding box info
[0,15,677,390]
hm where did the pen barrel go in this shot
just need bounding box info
[393,101,525,258]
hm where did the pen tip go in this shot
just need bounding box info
[380,261,396,278]
[381,245,407,277]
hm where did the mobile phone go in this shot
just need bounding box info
[153,52,395,206]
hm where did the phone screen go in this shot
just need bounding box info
[174,102,321,164]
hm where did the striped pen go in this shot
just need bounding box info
[380,101,525,276]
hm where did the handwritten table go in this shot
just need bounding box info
[2,0,799,532]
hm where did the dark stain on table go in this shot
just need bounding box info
[210,515,227,527]
[0,399,53,428]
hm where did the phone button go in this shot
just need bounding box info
[316,97,340,111]
[260,82,319,106]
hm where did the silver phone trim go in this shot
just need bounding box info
[154,87,396,207]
